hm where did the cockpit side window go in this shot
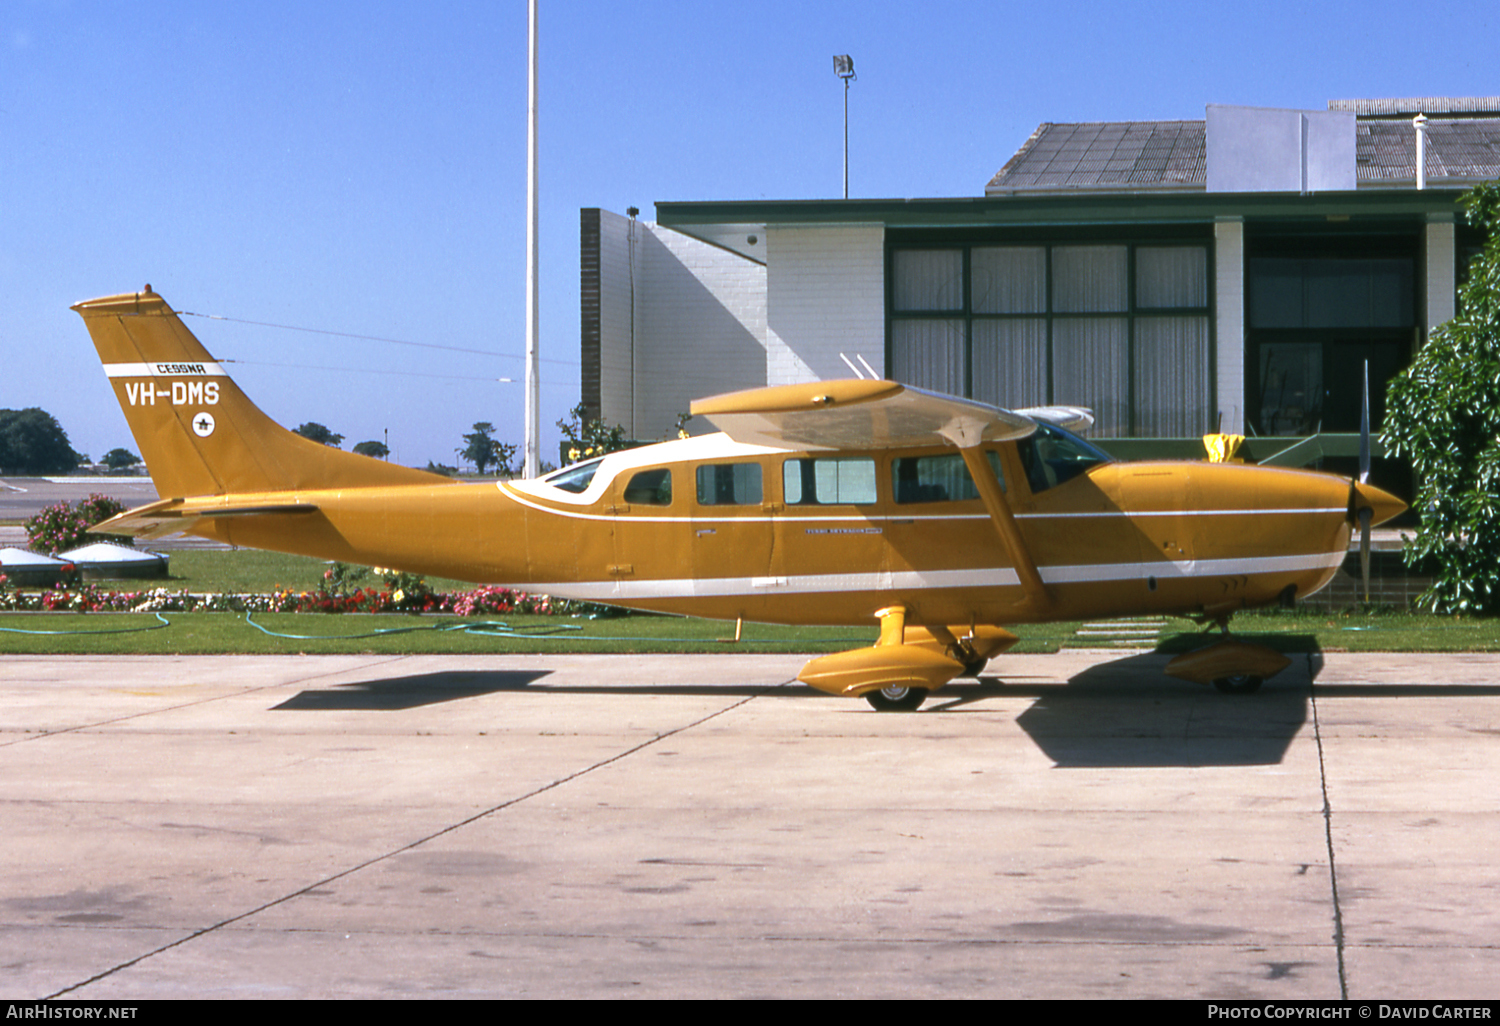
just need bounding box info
[544,457,605,494]
[1017,423,1111,493]
[893,453,977,503]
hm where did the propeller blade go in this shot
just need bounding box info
[1359,359,1371,485]
[1359,506,1373,604]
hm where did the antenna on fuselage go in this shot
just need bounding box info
[838,353,868,379]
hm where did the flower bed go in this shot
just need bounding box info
[0,577,574,616]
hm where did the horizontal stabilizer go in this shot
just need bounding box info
[97,497,320,540]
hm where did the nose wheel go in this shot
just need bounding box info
[864,684,927,712]
[1212,674,1263,695]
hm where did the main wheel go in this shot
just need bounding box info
[962,656,989,678]
[1212,674,1263,695]
[864,684,927,712]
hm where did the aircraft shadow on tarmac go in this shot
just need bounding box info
[268,639,1500,767]
[271,670,555,711]
[934,637,1329,769]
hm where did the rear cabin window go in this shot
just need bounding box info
[696,463,763,506]
[623,468,672,506]
[783,457,877,505]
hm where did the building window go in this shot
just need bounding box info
[889,241,1212,437]
[1246,242,1417,436]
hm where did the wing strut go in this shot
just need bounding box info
[955,446,1050,614]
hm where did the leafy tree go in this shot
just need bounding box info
[457,422,517,476]
[102,447,142,471]
[293,422,344,447]
[556,403,630,465]
[0,408,81,475]
[424,461,458,477]
[1384,181,1500,613]
[352,440,389,460]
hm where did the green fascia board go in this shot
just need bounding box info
[1094,434,1386,465]
[656,190,1467,230]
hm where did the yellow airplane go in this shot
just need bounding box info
[75,287,1405,710]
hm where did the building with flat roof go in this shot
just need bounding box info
[580,98,1500,489]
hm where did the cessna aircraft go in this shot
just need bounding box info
[75,287,1405,710]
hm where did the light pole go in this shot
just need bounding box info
[833,55,855,199]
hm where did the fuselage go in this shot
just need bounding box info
[189,431,1362,628]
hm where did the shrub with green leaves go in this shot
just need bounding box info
[557,403,631,465]
[24,494,131,555]
[1384,181,1500,613]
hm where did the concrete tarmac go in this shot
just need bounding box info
[2,649,1498,1000]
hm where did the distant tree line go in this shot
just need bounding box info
[0,408,80,475]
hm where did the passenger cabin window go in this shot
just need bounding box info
[892,452,1005,503]
[696,463,763,506]
[783,458,877,505]
[623,468,672,506]
[1017,423,1110,494]
[544,457,604,494]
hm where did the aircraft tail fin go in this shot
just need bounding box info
[73,287,451,499]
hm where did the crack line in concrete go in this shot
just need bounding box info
[1309,653,1349,999]
[45,677,791,998]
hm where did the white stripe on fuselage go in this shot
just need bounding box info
[519,549,1346,602]
[500,483,1345,526]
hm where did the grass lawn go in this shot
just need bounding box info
[4,548,1499,656]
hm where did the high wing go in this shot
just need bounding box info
[689,379,1038,451]
[1016,406,1095,434]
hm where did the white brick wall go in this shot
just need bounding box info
[1214,219,1245,435]
[594,210,635,432]
[592,211,766,439]
[765,225,885,384]
[636,225,766,436]
[592,216,888,438]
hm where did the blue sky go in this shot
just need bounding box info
[3,0,1496,470]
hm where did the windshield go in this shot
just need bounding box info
[1018,422,1111,493]
[542,457,605,494]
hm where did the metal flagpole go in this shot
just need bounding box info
[524,0,541,478]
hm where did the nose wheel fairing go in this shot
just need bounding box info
[1163,638,1292,691]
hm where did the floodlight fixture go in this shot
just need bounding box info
[833,55,856,198]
